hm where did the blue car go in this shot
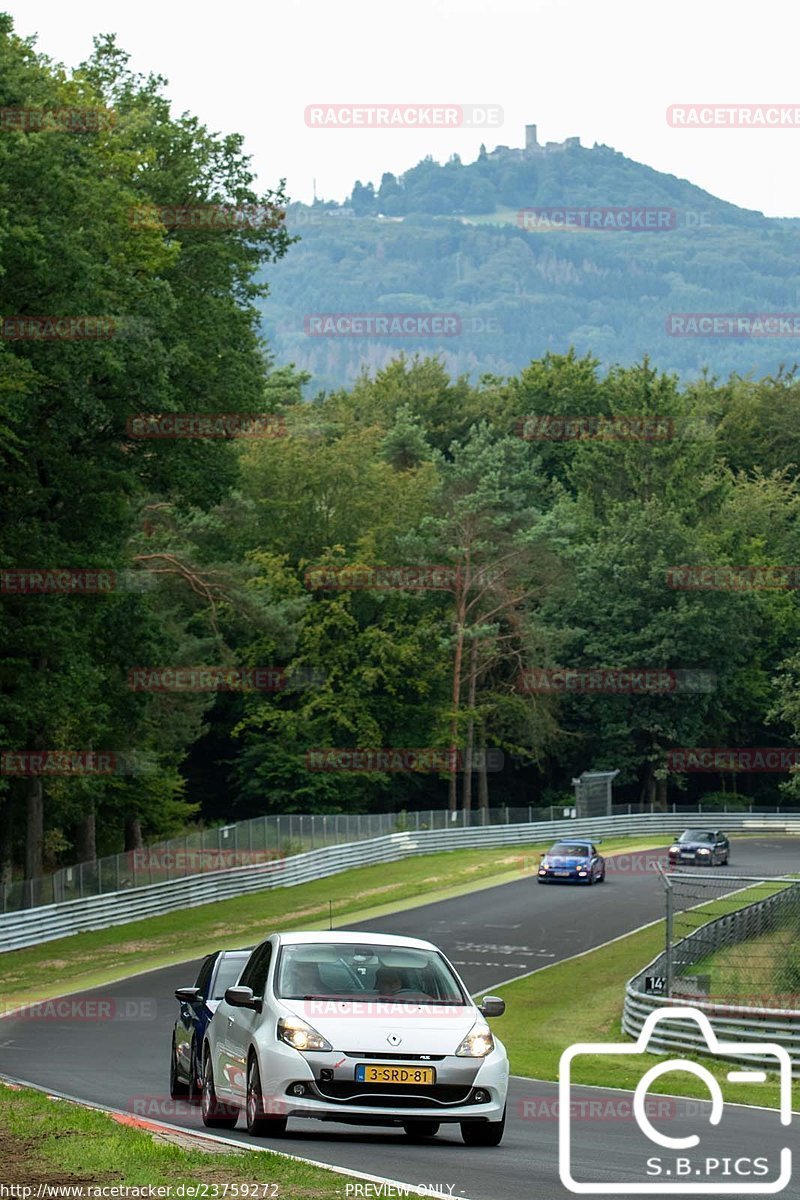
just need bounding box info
[537,840,606,885]
[170,948,250,1101]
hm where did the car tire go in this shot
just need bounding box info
[403,1121,440,1141]
[201,1052,238,1129]
[188,1038,201,1106]
[170,1034,189,1099]
[597,869,606,883]
[461,1106,506,1147]
[246,1056,288,1137]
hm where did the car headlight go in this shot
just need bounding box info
[697,848,711,854]
[456,1021,495,1058]
[669,845,680,853]
[277,1016,332,1052]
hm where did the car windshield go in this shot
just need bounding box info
[678,831,714,843]
[549,843,591,856]
[275,942,468,1005]
[211,955,247,999]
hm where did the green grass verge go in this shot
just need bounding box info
[494,901,800,1111]
[694,926,800,1002]
[1,836,666,1009]
[0,1082,352,1195]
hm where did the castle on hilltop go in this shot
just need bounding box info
[486,124,580,160]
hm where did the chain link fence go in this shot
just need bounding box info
[5,800,799,916]
[662,870,800,1011]
[1,804,556,914]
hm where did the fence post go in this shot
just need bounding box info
[528,805,532,823]
[664,876,674,998]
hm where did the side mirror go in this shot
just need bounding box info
[175,986,202,1004]
[225,985,261,1011]
[478,995,505,1018]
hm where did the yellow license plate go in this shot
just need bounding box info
[356,1065,436,1085]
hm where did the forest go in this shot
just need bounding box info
[2,16,800,889]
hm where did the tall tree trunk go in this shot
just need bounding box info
[655,775,668,812]
[477,737,490,817]
[124,816,144,851]
[25,663,48,880]
[0,799,12,889]
[644,765,656,810]
[448,569,468,813]
[25,775,44,880]
[462,639,479,818]
[75,807,97,862]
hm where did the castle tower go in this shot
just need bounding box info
[525,124,539,151]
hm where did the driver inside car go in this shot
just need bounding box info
[375,966,406,995]
[288,961,326,997]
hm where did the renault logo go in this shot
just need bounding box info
[387,1033,402,1047]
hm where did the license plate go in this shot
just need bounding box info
[355,1064,436,1085]
[555,869,571,876]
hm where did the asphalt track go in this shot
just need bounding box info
[1,838,798,1200]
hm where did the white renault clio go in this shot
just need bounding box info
[202,930,509,1145]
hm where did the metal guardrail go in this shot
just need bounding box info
[2,805,557,914]
[7,801,799,916]
[623,878,800,1076]
[1,811,799,955]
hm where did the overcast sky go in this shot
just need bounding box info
[8,0,800,217]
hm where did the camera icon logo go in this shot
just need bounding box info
[559,1006,792,1194]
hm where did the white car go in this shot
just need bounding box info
[201,930,509,1145]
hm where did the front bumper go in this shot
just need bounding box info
[538,866,592,882]
[257,1043,509,1125]
[669,853,713,865]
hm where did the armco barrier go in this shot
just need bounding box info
[1,812,799,954]
[623,879,800,1076]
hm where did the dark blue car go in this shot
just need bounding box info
[170,948,250,1101]
[537,839,606,885]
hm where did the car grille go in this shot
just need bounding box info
[310,1082,475,1108]
[342,1052,446,1061]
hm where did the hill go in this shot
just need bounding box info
[258,131,800,390]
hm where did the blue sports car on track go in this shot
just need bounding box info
[537,840,606,885]
[170,947,250,1102]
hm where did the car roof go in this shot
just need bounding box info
[274,930,441,951]
[550,838,593,846]
[681,829,716,836]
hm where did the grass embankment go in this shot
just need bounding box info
[692,925,800,1003]
[0,836,665,1010]
[495,881,800,1111]
[0,1082,356,1196]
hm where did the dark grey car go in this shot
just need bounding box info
[668,829,730,867]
